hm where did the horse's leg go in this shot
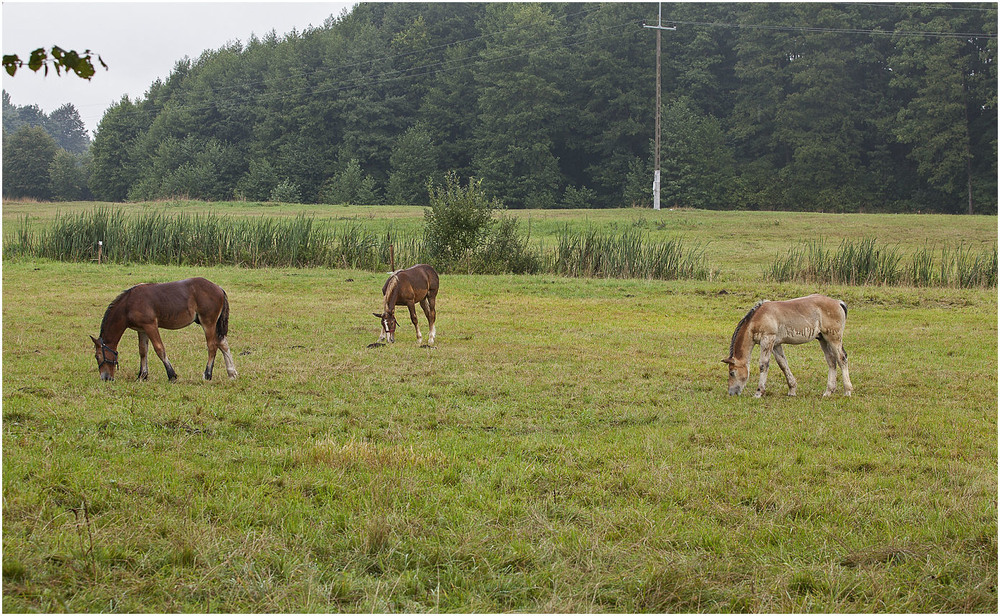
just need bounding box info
[137,331,150,381]
[772,344,797,396]
[755,335,775,398]
[420,297,435,345]
[406,301,422,343]
[425,289,437,344]
[818,339,839,396]
[200,318,219,381]
[144,325,178,382]
[839,343,853,396]
[218,336,238,378]
[824,337,853,396]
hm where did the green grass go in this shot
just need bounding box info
[3,253,996,611]
[5,200,997,281]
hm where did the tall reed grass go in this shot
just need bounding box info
[547,226,710,280]
[2,207,411,270]
[4,208,712,281]
[767,238,997,288]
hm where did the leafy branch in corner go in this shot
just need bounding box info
[3,46,107,79]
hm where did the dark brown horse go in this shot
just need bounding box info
[91,277,237,382]
[373,264,439,345]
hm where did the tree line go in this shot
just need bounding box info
[8,3,999,213]
[3,91,92,200]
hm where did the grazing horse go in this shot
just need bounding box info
[373,264,439,345]
[90,277,237,382]
[722,294,853,397]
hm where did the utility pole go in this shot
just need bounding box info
[643,3,675,211]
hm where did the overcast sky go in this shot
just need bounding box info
[3,1,355,135]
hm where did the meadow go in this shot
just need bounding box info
[2,202,997,612]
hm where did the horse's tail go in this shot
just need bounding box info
[217,291,230,340]
[839,300,848,319]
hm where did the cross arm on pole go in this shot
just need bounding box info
[642,23,676,31]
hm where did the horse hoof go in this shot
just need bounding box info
[754,391,763,398]
[787,391,796,397]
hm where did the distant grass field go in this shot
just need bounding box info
[4,200,996,281]
[2,203,997,611]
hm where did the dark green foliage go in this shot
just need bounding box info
[48,150,91,201]
[658,98,735,209]
[44,104,90,154]
[88,97,146,202]
[423,172,503,270]
[387,124,438,205]
[3,93,91,153]
[421,171,540,273]
[3,125,58,199]
[80,3,996,212]
[235,159,279,201]
[320,159,381,205]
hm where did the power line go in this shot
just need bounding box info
[660,17,997,39]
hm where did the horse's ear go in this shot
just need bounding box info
[721,357,734,365]
[373,313,382,319]
[90,335,100,345]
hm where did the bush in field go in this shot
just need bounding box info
[269,179,302,204]
[423,172,537,274]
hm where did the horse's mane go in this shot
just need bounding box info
[728,300,767,358]
[382,274,399,311]
[99,285,139,338]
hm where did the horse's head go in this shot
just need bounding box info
[373,312,397,343]
[91,335,119,381]
[722,356,749,396]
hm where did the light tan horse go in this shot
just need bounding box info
[373,264,439,345]
[723,294,853,397]
[91,277,237,382]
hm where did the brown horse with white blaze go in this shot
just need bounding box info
[723,294,853,397]
[91,277,237,382]
[373,264,439,345]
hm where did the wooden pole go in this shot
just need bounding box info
[643,4,675,211]
[97,240,103,265]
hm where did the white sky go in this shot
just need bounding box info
[2,1,355,135]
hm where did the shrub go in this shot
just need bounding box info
[423,172,537,274]
[269,179,302,204]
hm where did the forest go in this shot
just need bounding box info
[3,2,997,213]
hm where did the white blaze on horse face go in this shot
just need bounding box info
[381,317,396,343]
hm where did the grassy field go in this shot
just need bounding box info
[4,200,997,281]
[2,204,997,612]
